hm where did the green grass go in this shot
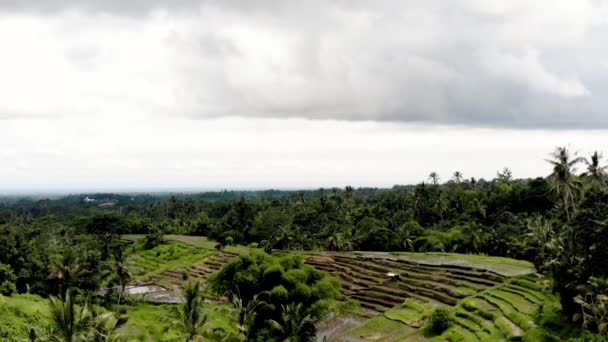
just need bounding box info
[122,303,237,341]
[0,294,50,340]
[0,293,237,341]
[384,299,433,324]
[388,252,534,276]
[127,240,215,279]
[335,314,416,341]
[453,286,477,297]
[122,234,255,254]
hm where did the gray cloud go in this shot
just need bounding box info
[1,0,608,128]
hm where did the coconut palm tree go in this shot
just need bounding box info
[267,303,316,342]
[49,251,88,299]
[428,172,440,185]
[166,281,208,342]
[230,290,268,342]
[582,151,608,185]
[452,171,464,184]
[88,312,125,342]
[325,231,344,252]
[274,225,294,250]
[546,147,585,221]
[48,291,93,342]
[462,223,487,254]
[400,228,415,253]
[110,246,131,306]
[524,216,555,272]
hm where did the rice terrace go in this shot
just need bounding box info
[106,234,552,341]
[119,234,554,341]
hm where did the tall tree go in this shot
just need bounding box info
[108,246,131,306]
[452,171,464,184]
[48,291,93,342]
[428,172,440,185]
[523,216,555,272]
[230,291,267,342]
[582,151,608,185]
[49,250,88,298]
[268,303,316,342]
[546,147,584,221]
[166,281,209,342]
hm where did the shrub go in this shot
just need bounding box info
[429,307,453,334]
[0,263,16,296]
[568,331,608,342]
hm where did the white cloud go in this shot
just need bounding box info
[0,1,607,126]
[479,48,589,97]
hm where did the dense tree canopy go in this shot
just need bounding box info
[2,146,608,338]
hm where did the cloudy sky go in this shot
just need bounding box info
[1,0,608,192]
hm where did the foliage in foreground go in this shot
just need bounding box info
[210,252,340,341]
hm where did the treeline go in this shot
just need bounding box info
[1,147,608,336]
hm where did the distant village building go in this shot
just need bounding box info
[84,197,96,203]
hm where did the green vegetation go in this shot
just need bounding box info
[127,240,214,279]
[429,306,454,334]
[1,146,608,340]
[0,294,49,340]
[210,252,340,341]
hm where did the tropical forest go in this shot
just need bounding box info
[1,147,607,341]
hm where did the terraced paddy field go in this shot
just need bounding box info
[124,236,243,286]
[306,253,555,341]
[127,241,215,279]
[123,237,242,303]
[142,250,240,288]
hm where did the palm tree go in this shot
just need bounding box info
[89,312,125,342]
[274,225,294,250]
[400,229,415,252]
[546,147,585,221]
[230,291,267,341]
[49,251,88,298]
[110,246,132,306]
[428,172,440,185]
[432,194,448,222]
[452,171,463,184]
[582,151,608,185]
[166,281,208,342]
[524,216,555,272]
[462,224,486,254]
[48,291,93,342]
[267,303,316,342]
[325,231,344,252]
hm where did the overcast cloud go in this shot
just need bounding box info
[1,1,608,190]
[1,0,607,127]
